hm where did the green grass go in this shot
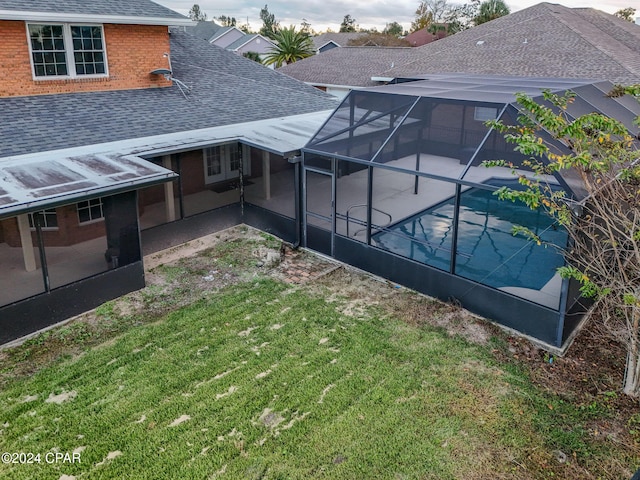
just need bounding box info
[0,239,636,478]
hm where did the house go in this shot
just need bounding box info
[311,32,368,54]
[280,47,415,98]
[0,0,337,343]
[187,21,275,61]
[279,3,640,95]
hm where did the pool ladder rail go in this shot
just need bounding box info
[344,204,393,238]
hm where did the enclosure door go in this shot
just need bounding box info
[303,167,335,256]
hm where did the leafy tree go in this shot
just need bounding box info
[473,0,510,25]
[263,26,314,68]
[340,14,358,32]
[243,51,263,64]
[259,4,279,39]
[300,18,313,36]
[216,15,237,27]
[383,21,405,36]
[614,7,636,21]
[347,33,410,47]
[188,4,207,21]
[411,0,479,34]
[485,86,640,397]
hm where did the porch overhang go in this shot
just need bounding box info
[0,151,177,220]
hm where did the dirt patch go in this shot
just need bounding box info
[45,390,77,405]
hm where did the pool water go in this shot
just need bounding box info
[373,186,568,291]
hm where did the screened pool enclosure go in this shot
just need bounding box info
[300,75,640,348]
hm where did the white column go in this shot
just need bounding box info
[262,151,271,200]
[16,214,36,272]
[162,155,176,222]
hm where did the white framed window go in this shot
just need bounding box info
[27,23,108,79]
[474,106,498,122]
[28,209,58,229]
[203,143,249,184]
[77,198,104,224]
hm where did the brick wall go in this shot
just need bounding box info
[0,21,172,97]
[1,205,106,247]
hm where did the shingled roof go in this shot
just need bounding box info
[280,3,640,87]
[280,47,415,88]
[0,29,337,159]
[0,0,189,23]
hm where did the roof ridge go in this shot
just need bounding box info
[548,6,640,78]
[381,5,553,75]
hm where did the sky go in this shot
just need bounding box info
[153,0,637,32]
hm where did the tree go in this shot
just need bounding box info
[216,15,237,27]
[485,86,640,397]
[300,18,313,36]
[243,51,262,64]
[347,33,410,47]
[383,21,405,36]
[411,0,479,34]
[188,4,207,21]
[259,4,279,39]
[340,14,358,33]
[263,26,314,68]
[473,0,510,25]
[614,7,636,22]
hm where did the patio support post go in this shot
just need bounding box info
[415,117,425,194]
[262,151,271,200]
[16,214,36,272]
[176,154,185,220]
[35,222,50,293]
[366,166,373,245]
[449,183,462,274]
[162,155,176,223]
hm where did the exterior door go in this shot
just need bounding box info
[303,159,336,256]
[203,143,248,184]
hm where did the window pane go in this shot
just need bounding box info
[29,23,67,77]
[71,25,106,76]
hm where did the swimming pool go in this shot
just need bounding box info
[373,183,568,292]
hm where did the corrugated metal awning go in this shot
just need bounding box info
[0,152,176,219]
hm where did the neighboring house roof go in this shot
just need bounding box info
[0,29,338,159]
[187,22,275,53]
[278,47,415,88]
[311,32,367,51]
[225,34,274,53]
[404,27,447,47]
[187,21,223,42]
[281,3,640,87]
[0,0,192,25]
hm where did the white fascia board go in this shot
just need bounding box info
[0,10,194,26]
[371,77,395,82]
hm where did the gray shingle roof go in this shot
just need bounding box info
[311,32,368,50]
[281,3,640,86]
[186,21,223,42]
[0,29,338,158]
[279,47,415,87]
[0,0,186,19]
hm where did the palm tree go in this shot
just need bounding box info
[474,0,510,25]
[263,26,314,68]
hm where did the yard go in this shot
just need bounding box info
[0,226,637,479]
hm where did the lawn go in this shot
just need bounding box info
[0,227,637,479]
